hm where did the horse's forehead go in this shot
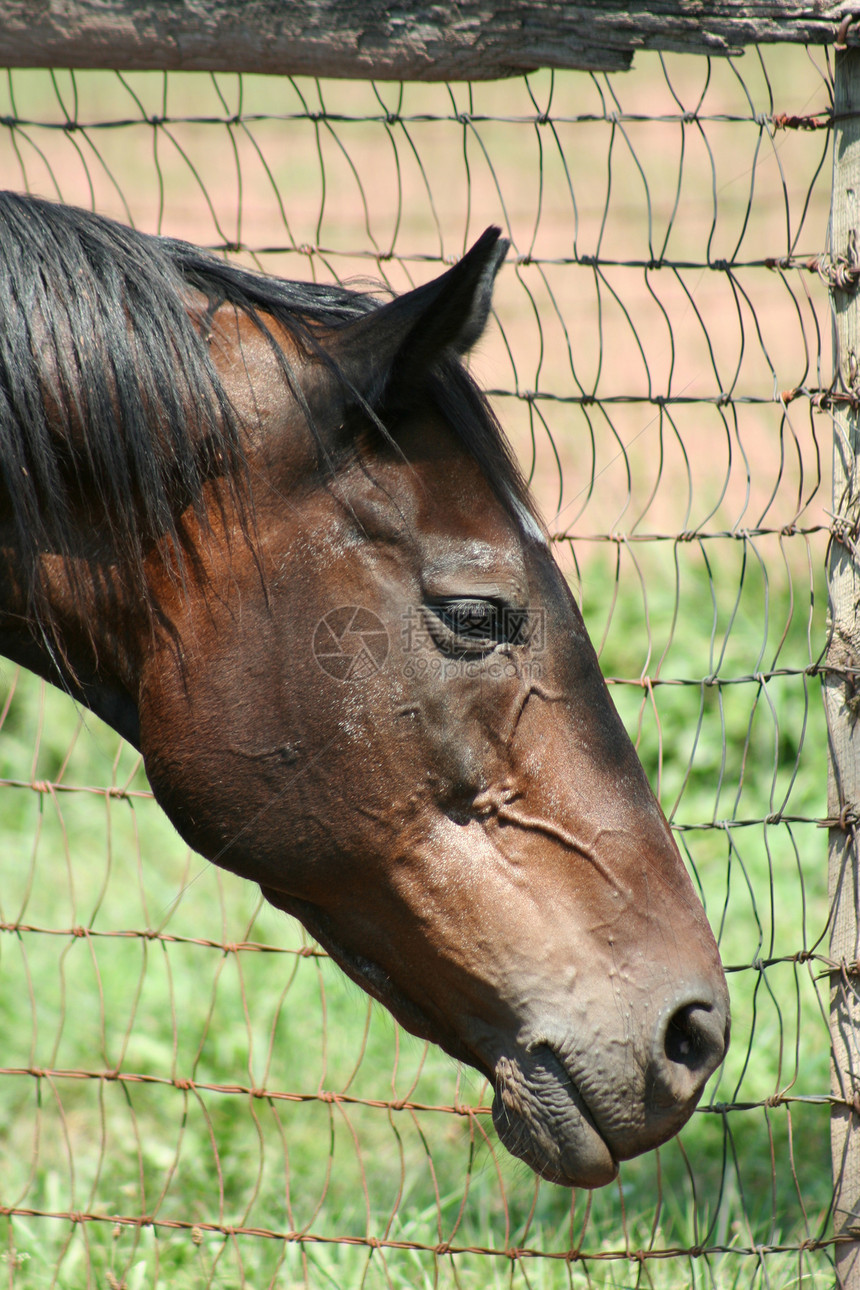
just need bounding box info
[340,439,525,563]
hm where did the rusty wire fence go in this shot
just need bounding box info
[0,46,838,1288]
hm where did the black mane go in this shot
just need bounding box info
[0,192,536,632]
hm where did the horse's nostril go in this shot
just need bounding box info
[664,1002,727,1077]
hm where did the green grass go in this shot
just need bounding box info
[0,542,834,1289]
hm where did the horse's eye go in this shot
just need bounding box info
[425,597,525,654]
[436,599,500,642]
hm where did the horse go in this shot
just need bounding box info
[0,191,729,1189]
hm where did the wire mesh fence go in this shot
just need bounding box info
[0,45,838,1288]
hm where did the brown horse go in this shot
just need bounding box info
[0,191,728,1188]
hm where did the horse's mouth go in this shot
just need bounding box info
[491,1044,617,1188]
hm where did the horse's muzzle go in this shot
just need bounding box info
[490,981,730,1189]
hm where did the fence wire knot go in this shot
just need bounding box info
[772,111,827,131]
[838,803,859,831]
[817,232,860,290]
[837,13,860,49]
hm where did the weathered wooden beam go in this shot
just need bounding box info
[0,1,851,80]
[828,45,860,1290]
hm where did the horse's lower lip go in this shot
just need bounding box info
[491,1044,617,1189]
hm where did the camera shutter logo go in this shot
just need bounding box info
[313,606,390,681]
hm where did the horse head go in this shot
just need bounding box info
[0,196,729,1187]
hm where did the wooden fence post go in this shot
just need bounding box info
[828,44,860,1290]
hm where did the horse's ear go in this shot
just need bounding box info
[331,227,509,408]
